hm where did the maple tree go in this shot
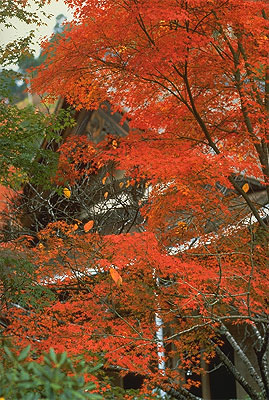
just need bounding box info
[1,0,269,399]
[0,2,115,398]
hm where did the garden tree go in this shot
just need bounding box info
[0,0,53,184]
[0,1,73,190]
[0,345,103,400]
[0,3,115,397]
[0,100,73,189]
[0,77,75,245]
[0,0,49,67]
[0,0,53,99]
[14,131,146,237]
[0,1,75,237]
[3,0,269,399]
[0,0,60,353]
[0,70,27,102]
[4,218,268,399]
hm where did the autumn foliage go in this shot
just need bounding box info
[1,1,269,399]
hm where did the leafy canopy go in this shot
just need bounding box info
[2,1,269,399]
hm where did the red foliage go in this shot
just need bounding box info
[4,0,269,397]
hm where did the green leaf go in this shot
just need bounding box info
[58,351,68,367]
[49,348,58,365]
[88,362,103,373]
[50,382,62,391]
[4,346,16,361]
[17,345,31,362]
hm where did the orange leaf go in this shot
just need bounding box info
[84,220,94,232]
[109,267,122,287]
[102,176,107,185]
[104,191,108,199]
[63,187,71,198]
[242,183,249,193]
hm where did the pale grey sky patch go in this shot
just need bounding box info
[0,0,73,57]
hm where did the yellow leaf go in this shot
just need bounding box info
[242,183,249,193]
[84,220,94,232]
[112,139,118,149]
[104,191,108,199]
[176,221,187,233]
[109,267,122,287]
[126,180,130,188]
[96,161,104,169]
[102,176,107,185]
[63,187,71,198]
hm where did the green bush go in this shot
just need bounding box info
[0,346,102,400]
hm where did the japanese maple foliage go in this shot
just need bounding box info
[5,221,268,399]
[4,0,269,399]
[31,0,269,227]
